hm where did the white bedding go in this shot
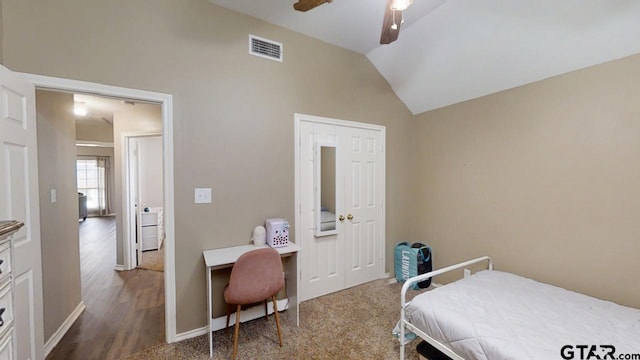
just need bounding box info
[406,270,640,360]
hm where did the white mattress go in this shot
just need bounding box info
[406,270,640,360]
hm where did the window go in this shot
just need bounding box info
[77,158,108,215]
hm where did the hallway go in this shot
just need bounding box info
[47,217,165,360]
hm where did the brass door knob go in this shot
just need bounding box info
[338,215,345,222]
[347,214,353,220]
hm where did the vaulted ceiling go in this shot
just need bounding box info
[209,0,640,114]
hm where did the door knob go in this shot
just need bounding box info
[347,214,353,220]
[338,215,345,222]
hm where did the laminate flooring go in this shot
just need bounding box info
[47,216,165,360]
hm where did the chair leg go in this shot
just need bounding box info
[232,304,241,360]
[272,296,283,347]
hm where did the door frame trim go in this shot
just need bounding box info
[294,113,386,300]
[21,73,178,343]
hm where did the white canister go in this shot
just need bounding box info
[252,225,266,246]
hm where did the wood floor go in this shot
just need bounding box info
[47,217,165,360]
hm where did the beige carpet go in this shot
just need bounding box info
[138,246,164,272]
[122,279,427,360]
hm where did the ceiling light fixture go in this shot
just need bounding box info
[390,0,412,11]
[389,0,411,31]
[73,102,87,117]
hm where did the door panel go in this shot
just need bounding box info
[299,121,344,301]
[343,128,382,288]
[0,64,45,360]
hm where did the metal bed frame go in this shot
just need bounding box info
[399,256,493,360]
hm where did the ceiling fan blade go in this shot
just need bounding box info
[380,0,400,44]
[293,0,332,12]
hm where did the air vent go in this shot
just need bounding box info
[249,35,283,62]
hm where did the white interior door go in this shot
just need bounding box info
[0,65,45,360]
[127,137,143,266]
[342,127,384,287]
[297,116,385,302]
[299,121,344,301]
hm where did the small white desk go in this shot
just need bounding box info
[203,243,301,358]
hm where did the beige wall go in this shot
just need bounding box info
[35,90,82,341]
[76,119,114,143]
[412,53,640,309]
[1,0,414,332]
[76,146,114,158]
[0,1,4,64]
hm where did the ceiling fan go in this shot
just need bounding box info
[293,0,413,45]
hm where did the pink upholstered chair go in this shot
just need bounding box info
[224,248,285,360]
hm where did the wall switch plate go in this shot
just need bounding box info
[464,269,471,278]
[50,189,57,203]
[194,188,212,204]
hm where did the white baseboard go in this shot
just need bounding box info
[175,326,208,342]
[175,298,289,342]
[114,264,126,271]
[44,302,86,357]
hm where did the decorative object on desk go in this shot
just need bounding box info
[224,248,285,360]
[252,226,266,246]
[265,218,289,248]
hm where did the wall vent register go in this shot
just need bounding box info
[249,34,283,62]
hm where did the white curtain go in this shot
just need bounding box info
[96,156,112,215]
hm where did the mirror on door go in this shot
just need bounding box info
[315,142,338,237]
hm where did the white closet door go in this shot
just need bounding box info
[297,115,385,302]
[342,127,384,288]
[299,121,344,301]
[0,64,45,360]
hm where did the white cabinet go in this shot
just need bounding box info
[140,207,163,251]
[0,221,20,360]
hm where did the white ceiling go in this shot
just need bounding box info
[73,94,155,125]
[210,0,640,114]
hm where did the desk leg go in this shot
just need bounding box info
[283,252,299,326]
[207,266,213,358]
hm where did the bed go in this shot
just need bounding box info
[399,256,640,360]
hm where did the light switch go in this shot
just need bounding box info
[50,189,57,203]
[194,188,212,204]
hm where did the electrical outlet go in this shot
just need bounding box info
[464,268,471,278]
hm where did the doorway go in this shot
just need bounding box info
[26,73,178,343]
[295,114,386,302]
[124,134,164,271]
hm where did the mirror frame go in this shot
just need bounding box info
[314,141,338,237]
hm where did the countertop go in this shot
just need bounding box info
[0,220,24,240]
